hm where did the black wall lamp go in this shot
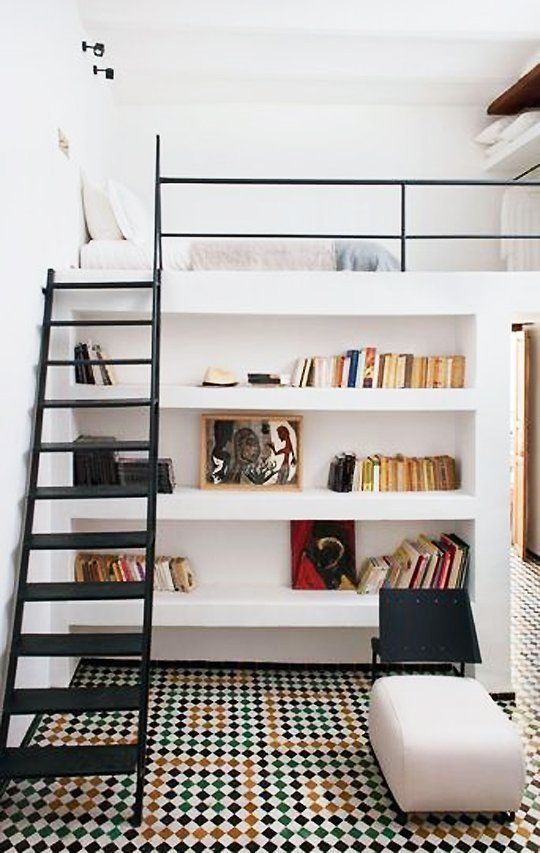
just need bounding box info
[82,40,105,57]
[93,65,114,80]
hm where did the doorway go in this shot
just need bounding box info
[511,325,530,559]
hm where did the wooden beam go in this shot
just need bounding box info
[488,63,540,115]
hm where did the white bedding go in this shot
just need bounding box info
[80,239,190,270]
[80,238,335,270]
[80,238,399,271]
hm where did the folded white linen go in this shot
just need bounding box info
[188,238,335,270]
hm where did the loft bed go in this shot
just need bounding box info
[50,136,540,694]
[80,136,540,275]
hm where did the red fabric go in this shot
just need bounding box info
[294,553,327,590]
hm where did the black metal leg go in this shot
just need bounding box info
[131,766,145,826]
[371,648,378,684]
[459,661,465,677]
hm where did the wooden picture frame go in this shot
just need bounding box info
[200,413,303,490]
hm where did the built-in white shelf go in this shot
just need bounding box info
[46,268,516,689]
[64,586,379,628]
[66,486,475,521]
[53,268,538,316]
[64,383,477,412]
[484,121,540,176]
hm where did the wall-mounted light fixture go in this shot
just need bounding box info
[93,65,114,80]
[82,40,105,57]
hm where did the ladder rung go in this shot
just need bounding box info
[33,485,149,500]
[0,745,138,779]
[41,398,152,409]
[53,281,153,290]
[39,440,150,453]
[47,359,152,366]
[48,320,152,327]
[28,531,149,550]
[16,633,144,657]
[5,686,141,714]
[23,582,147,601]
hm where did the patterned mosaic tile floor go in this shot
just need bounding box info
[0,555,538,851]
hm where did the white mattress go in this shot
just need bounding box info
[79,238,399,272]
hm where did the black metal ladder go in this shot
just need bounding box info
[0,266,161,825]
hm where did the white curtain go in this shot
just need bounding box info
[501,187,540,271]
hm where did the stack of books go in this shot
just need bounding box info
[116,458,175,493]
[72,434,175,493]
[74,553,196,592]
[357,533,470,592]
[73,435,119,486]
[74,342,116,385]
[328,453,457,492]
[291,350,465,389]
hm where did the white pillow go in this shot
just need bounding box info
[82,176,123,240]
[498,111,540,143]
[108,179,152,246]
[474,117,513,145]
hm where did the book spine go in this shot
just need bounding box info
[426,356,436,388]
[347,350,359,388]
[451,355,465,388]
[94,343,112,385]
[341,357,350,388]
[74,344,84,384]
[378,354,387,388]
[404,354,414,389]
[396,355,406,389]
[363,347,376,388]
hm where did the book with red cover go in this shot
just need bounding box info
[435,539,455,589]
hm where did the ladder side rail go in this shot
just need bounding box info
[133,134,162,824]
[0,269,55,749]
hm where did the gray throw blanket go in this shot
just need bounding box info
[335,240,400,271]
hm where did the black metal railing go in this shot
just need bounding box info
[155,150,540,271]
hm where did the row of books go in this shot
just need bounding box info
[291,351,465,389]
[357,533,470,592]
[73,434,175,493]
[74,342,116,385]
[74,553,196,592]
[328,453,458,492]
[117,458,175,493]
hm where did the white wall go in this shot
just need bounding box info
[112,103,503,271]
[0,0,117,739]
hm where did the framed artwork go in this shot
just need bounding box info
[291,520,357,590]
[200,413,303,490]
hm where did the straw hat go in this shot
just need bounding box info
[202,367,239,387]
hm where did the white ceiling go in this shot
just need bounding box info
[79,0,540,107]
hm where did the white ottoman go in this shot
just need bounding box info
[369,675,525,815]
